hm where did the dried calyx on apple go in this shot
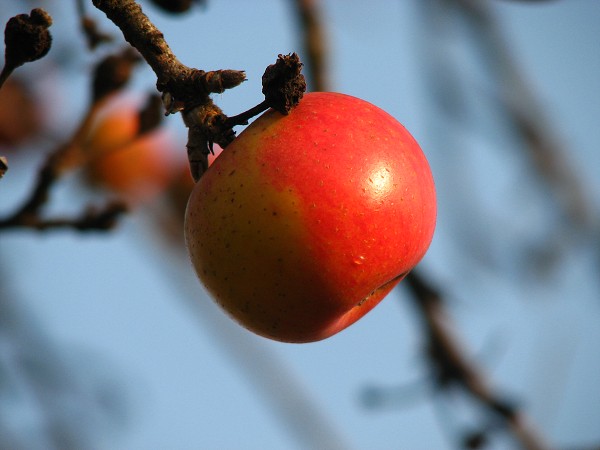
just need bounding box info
[184,57,436,343]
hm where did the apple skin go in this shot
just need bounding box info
[185,92,436,343]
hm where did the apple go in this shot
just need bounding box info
[0,77,41,148]
[185,92,436,343]
[84,98,177,204]
[86,130,176,204]
[85,101,139,156]
[207,143,223,167]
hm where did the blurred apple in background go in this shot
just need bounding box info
[185,92,436,343]
[83,96,178,205]
[0,78,42,149]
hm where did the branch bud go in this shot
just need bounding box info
[92,48,141,102]
[192,69,246,95]
[4,8,52,71]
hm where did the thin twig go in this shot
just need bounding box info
[0,96,107,230]
[224,100,270,128]
[0,48,147,232]
[75,0,112,49]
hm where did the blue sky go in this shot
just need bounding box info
[1,1,599,449]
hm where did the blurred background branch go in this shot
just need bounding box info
[454,0,593,231]
[405,271,551,450]
[290,0,330,92]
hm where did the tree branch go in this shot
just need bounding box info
[92,1,307,182]
[405,271,552,450]
[0,50,139,232]
[92,0,245,108]
[291,0,329,92]
[454,0,592,229]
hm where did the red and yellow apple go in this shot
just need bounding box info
[185,92,436,343]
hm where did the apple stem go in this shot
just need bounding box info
[225,100,270,129]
